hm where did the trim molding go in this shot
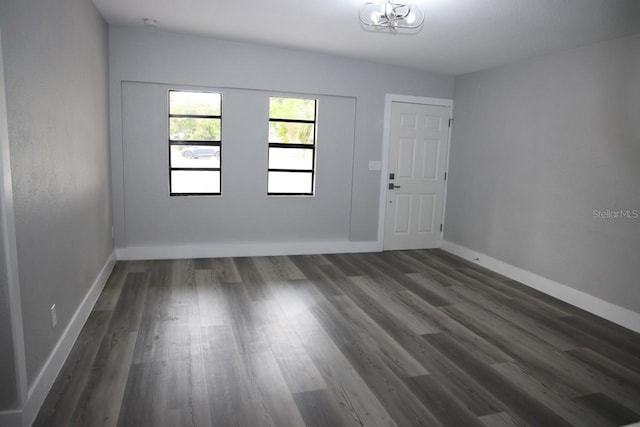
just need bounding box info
[116,240,378,261]
[21,252,116,427]
[442,240,640,334]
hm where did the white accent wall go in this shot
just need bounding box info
[446,34,640,314]
[109,28,455,258]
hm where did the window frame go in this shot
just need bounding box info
[168,90,222,196]
[267,97,317,196]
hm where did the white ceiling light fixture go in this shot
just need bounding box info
[359,0,424,32]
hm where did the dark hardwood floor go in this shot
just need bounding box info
[34,249,640,426]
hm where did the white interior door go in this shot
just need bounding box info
[383,101,451,250]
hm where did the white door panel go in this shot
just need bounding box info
[384,102,450,250]
[418,194,435,233]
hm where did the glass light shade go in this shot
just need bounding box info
[406,11,416,24]
[359,1,424,31]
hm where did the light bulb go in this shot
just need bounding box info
[406,11,416,24]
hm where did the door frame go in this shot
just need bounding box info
[377,94,453,251]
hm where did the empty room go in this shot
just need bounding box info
[1,0,639,426]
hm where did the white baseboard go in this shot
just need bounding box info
[116,240,379,261]
[441,241,640,334]
[21,252,116,427]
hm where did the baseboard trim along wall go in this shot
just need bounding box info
[20,252,116,427]
[116,240,379,261]
[442,241,640,334]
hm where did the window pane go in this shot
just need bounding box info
[269,122,314,144]
[269,147,313,170]
[269,97,315,120]
[169,91,221,116]
[268,172,313,194]
[170,117,220,141]
[171,170,220,194]
[170,145,220,168]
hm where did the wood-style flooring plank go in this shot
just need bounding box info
[350,275,440,335]
[566,346,640,390]
[221,282,270,354]
[233,256,272,301]
[322,253,370,277]
[131,260,173,364]
[443,303,640,413]
[194,269,228,327]
[490,361,611,427]
[572,392,640,426]
[285,308,398,427]
[93,262,128,311]
[452,267,572,318]
[311,298,443,427]
[72,331,138,427]
[289,256,347,298]
[258,299,328,394]
[478,411,525,427]
[201,343,264,426]
[210,257,242,283]
[327,266,506,417]
[554,315,640,372]
[402,252,467,287]
[292,389,356,427]
[446,282,579,352]
[253,255,307,282]
[440,304,593,399]
[34,249,640,427]
[242,351,307,427]
[332,294,429,378]
[390,272,453,307]
[403,374,484,427]
[33,311,112,427]
[423,332,574,427]
[117,360,169,427]
[394,289,513,365]
[70,271,150,426]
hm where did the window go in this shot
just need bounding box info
[268,97,317,195]
[169,90,222,195]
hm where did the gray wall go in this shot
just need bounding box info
[446,34,640,313]
[122,83,356,246]
[0,25,19,411]
[0,153,18,410]
[0,252,17,409]
[0,0,112,388]
[109,28,454,248]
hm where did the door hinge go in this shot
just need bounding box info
[444,172,447,181]
[440,224,443,232]
[448,118,453,127]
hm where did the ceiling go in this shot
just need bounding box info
[92,0,640,75]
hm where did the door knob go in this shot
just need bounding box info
[388,183,401,190]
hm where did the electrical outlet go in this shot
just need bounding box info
[50,304,57,328]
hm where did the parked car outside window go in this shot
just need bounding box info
[181,146,220,159]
